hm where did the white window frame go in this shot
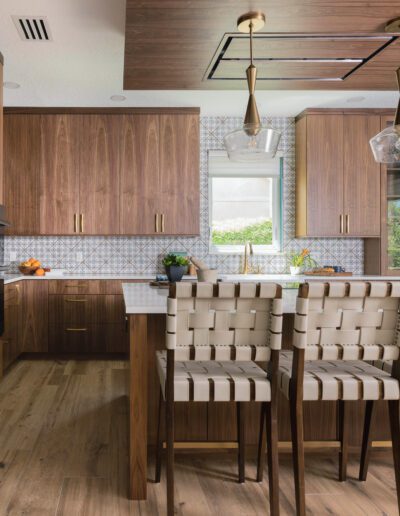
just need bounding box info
[208,154,283,255]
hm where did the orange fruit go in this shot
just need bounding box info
[31,260,41,268]
[34,268,45,276]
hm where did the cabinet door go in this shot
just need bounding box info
[20,281,48,352]
[79,115,120,234]
[2,283,21,370]
[159,114,200,235]
[343,115,381,236]
[120,115,160,234]
[306,115,344,236]
[39,115,80,234]
[4,115,41,235]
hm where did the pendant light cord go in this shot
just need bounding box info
[249,21,253,66]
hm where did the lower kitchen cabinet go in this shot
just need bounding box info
[20,280,49,352]
[48,293,128,353]
[2,283,22,372]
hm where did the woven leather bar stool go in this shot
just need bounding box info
[155,281,283,516]
[277,281,400,516]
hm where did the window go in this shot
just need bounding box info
[208,150,282,254]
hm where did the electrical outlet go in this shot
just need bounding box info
[10,252,17,261]
[76,252,83,262]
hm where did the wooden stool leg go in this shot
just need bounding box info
[257,402,267,482]
[237,402,246,483]
[166,396,174,516]
[359,400,375,481]
[388,400,400,514]
[290,396,306,516]
[166,351,175,516]
[338,400,349,482]
[155,387,164,483]
[266,400,280,516]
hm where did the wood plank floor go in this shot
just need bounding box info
[0,359,398,515]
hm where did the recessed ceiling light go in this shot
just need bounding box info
[346,96,365,103]
[110,94,126,102]
[3,81,20,89]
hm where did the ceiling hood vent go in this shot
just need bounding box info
[12,16,52,41]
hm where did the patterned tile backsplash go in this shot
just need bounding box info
[3,116,363,275]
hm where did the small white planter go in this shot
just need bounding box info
[290,266,302,275]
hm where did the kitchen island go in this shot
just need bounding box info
[123,279,396,500]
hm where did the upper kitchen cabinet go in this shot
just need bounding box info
[79,115,120,235]
[3,114,41,235]
[120,114,161,235]
[3,108,200,236]
[159,114,200,235]
[40,115,80,234]
[295,109,381,238]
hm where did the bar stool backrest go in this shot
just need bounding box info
[166,282,283,361]
[294,281,400,361]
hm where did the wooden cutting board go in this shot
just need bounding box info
[303,271,353,276]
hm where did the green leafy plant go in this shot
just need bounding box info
[212,220,273,245]
[288,248,317,269]
[162,254,190,267]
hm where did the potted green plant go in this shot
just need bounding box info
[288,248,316,275]
[162,254,190,282]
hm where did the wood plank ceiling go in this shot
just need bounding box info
[124,1,400,90]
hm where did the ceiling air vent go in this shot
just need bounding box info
[12,16,52,41]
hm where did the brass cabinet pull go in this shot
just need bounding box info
[155,213,159,233]
[65,298,87,302]
[161,213,165,233]
[66,328,87,332]
[340,214,344,234]
[74,213,77,233]
[80,213,84,233]
[346,214,350,234]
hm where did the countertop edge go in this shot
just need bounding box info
[3,273,400,286]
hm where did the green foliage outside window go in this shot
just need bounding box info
[388,202,400,268]
[212,220,273,246]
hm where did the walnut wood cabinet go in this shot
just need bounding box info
[19,281,49,353]
[1,283,22,374]
[3,115,41,235]
[40,115,81,234]
[3,108,200,236]
[119,114,161,234]
[296,109,381,238]
[79,115,120,235]
[158,114,200,235]
[47,280,128,354]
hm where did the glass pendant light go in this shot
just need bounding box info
[370,67,400,163]
[224,11,281,162]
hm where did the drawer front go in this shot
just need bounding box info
[49,323,127,353]
[49,295,125,326]
[48,279,147,295]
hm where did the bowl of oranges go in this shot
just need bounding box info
[19,258,48,276]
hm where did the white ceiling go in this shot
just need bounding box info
[0,0,398,116]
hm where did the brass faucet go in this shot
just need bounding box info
[242,241,253,274]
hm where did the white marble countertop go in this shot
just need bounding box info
[122,282,302,315]
[2,271,400,286]
[0,273,160,284]
[0,272,400,284]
